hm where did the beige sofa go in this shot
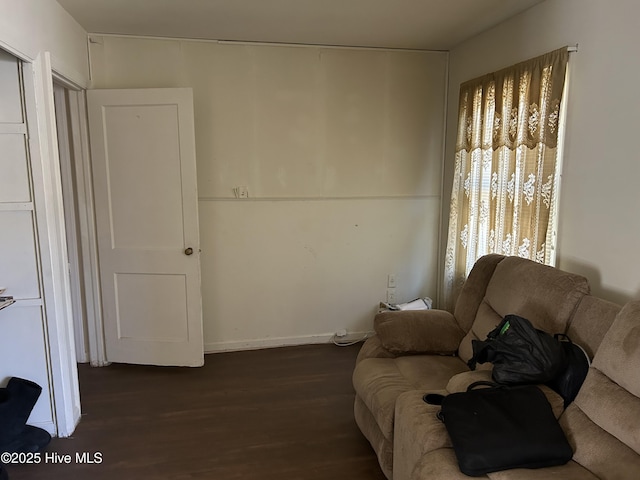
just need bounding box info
[353,254,640,479]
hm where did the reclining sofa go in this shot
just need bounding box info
[353,254,640,479]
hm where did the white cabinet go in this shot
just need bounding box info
[0,48,55,432]
[0,211,40,298]
[0,134,31,202]
[0,51,22,123]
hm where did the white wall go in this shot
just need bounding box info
[443,0,640,305]
[89,36,447,350]
[0,0,89,86]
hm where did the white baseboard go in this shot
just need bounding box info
[204,331,373,354]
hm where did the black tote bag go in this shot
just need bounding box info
[437,381,573,477]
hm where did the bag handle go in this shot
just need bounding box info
[436,381,501,423]
[467,381,500,391]
[554,333,573,343]
[423,393,445,405]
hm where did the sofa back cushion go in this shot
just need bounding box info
[566,301,640,477]
[458,256,590,363]
[453,254,505,333]
[567,296,621,359]
[591,301,640,401]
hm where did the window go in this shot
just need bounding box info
[444,48,569,309]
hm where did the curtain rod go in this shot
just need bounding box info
[567,44,578,52]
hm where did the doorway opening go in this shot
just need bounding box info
[52,85,106,367]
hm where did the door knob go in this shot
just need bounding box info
[184,247,194,256]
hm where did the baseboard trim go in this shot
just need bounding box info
[204,331,373,354]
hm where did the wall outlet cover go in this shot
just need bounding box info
[387,288,396,303]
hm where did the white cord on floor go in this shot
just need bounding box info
[331,332,372,347]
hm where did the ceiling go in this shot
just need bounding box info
[56,0,544,50]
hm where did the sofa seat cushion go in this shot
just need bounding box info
[446,370,566,419]
[353,355,468,439]
[394,374,565,480]
[411,448,599,480]
[485,461,599,480]
[411,448,488,479]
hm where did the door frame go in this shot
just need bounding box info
[25,53,82,437]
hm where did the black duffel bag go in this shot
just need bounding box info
[468,314,567,385]
[435,381,573,476]
[546,333,590,407]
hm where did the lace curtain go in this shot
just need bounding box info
[444,48,569,310]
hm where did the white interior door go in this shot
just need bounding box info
[87,88,203,367]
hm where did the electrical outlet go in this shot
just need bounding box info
[387,274,397,288]
[387,288,396,303]
[336,329,347,338]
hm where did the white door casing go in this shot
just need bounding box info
[87,88,204,367]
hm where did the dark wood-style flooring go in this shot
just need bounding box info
[6,344,385,480]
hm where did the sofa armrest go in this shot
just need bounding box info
[373,310,466,355]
